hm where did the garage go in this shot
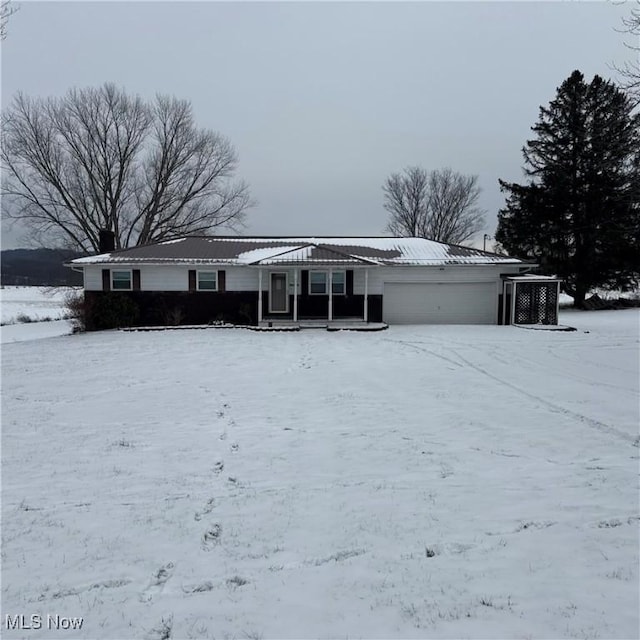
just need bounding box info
[383,282,497,324]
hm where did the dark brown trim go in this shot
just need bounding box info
[102,269,111,291]
[346,270,354,295]
[132,269,141,291]
[218,270,226,292]
[188,270,196,292]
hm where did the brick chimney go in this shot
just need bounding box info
[99,229,116,253]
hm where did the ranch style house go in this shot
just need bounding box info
[67,233,561,330]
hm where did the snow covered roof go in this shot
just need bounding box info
[69,236,525,267]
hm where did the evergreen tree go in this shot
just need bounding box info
[496,70,640,308]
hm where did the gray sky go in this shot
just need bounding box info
[1,0,635,249]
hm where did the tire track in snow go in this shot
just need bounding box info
[458,339,638,395]
[381,338,464,368]
[386,335,634,444]
[447,347,635,444]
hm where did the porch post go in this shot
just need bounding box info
[364,268,369,323]
[258,269,263,324]
[555,280,560,325]
[293,269,298,322]
[511,282,517,325]
[328,269,333,322]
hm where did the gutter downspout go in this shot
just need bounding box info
[293,269,298,322]
[502,280,508,326]
[328,269,333,322]
[258,269,263,324]
[364,269,369,323]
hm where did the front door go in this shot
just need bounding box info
[269,272,288,313]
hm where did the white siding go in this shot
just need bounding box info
[138,266,187,291]
[83,263,525,295]
[83,265,259,291]
[354,265,522,295]
[84,266,103,291]
[227,267,258,291]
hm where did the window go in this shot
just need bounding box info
[112,270,132,290]
[308,271,346,295]
[309,271,327,295]
[197,271,217,291]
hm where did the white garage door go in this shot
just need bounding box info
[383,282,497,324]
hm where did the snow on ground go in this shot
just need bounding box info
[1,319,74,344]
[1,309,639,639]
[0,286,79,325]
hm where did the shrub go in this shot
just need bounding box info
[63,290,87,332]
[77,292,140,331]
[90,293,140,330]
[238,302,253,324]
[162,306,184,326]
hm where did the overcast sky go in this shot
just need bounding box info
[1,0,635,249]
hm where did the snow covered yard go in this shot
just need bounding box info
[1,310,638,639]
[0,287,79,343]
[0,286,78,324]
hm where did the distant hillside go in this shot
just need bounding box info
[1,249,84,286]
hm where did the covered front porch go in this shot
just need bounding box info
[255,263,382,325]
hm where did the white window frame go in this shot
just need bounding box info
[111,269,132,291]
[308,271,327,295]
[308,270,346,295]
[197,270,218,291]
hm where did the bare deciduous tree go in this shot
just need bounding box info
[613,0,640,105]
[1,83,253,252]
[1,0,17,40]
[382,166,429,237]
[383,166,486,244]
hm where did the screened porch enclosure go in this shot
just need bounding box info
[501,276,561,325]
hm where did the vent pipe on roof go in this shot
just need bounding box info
[99,229,116,253]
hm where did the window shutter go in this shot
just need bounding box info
[188,270,196,292]
[133,269,141,291]
[218,270,226,292]
[346,270,354,295]
[301,270,309,295]
[102,269,111,291]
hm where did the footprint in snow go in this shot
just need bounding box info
[515,521,556,532]
[139,562,174,602]
[202,524,222,551]
[194,498,215,521]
